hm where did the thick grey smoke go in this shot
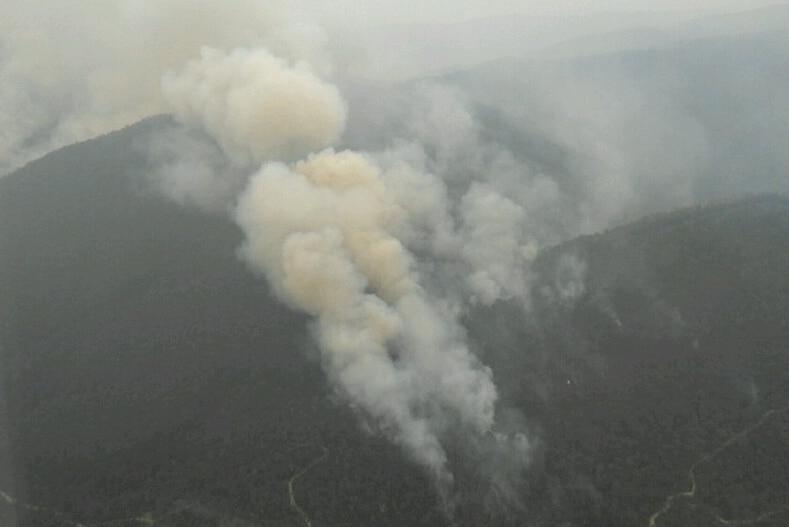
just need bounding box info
[158,33,536,509]
[161,47,347,165]
[231,150,520,489]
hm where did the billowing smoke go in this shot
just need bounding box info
[157,31,538,509]
[161,47,347,165]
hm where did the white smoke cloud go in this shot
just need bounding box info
[161,47,347,165]
[154,31,537,504]
[233,148,525,500]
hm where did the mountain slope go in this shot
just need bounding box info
[1,118,788,526]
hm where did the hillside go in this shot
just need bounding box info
[1,117,788,526]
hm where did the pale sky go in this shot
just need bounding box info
[1,0,786,173]
[289,0,787,80]
[293,0,784,28]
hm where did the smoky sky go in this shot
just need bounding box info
[295,0,782,27]
[2,1,787,174]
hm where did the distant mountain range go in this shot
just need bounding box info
[346,3,789,80]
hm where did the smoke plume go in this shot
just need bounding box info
[161,47,347,165]
[158,29,539,508]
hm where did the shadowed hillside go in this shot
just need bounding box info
[0,118,445,527]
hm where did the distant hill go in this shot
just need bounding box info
[342,28,789,246]
[345,3,789,80]
[1,119,788,526]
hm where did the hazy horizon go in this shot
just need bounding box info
[2,1,787,174]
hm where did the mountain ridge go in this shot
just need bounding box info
[1,114,789,526]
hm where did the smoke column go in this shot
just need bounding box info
[162,38,532,510]
[161,47,347,165]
